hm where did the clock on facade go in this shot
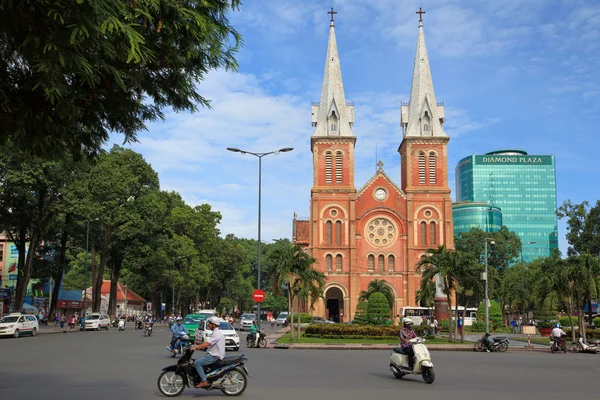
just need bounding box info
[374,188,387,201]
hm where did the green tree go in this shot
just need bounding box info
[261,293,288,313]
[557,200,600,257]
[477,300,502,330]
[359,279,395,310]
[354,300,369,325]
[1,0,242,157]
[455,226,522,274]
[366,292,391,325]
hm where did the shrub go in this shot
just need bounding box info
[564,328,600,339]
[286,313,313,323]
[533,305,558,328]
[366,292,391,325]
[304,324,399,338]
[439,319,449,332]
[354,300,369,325]
[594,318,600,328]
[477,300,503,328]
[471,321,486,332]
[413,324,432,338]
[558,316,578,327]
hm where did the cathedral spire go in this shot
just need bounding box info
[401,11,446,138]
[312,9,354,137]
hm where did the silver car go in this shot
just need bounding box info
[239,314,256,331]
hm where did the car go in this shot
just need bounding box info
[84,313,110,330]
[182,314,206,336]
[239,314,256,331]
[197,309,217,319]
[312,316,335,324]
[276,312,289,326]
[0,313,39,338]
[195,320,240,351]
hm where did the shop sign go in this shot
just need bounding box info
[57,300,82,309]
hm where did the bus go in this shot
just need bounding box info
[401,306,477,326]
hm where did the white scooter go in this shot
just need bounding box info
[118,319,125,331]
[389,338,435,384]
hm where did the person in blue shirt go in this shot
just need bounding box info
[167,316,189,351]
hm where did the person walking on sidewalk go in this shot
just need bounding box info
[60,314,66,331]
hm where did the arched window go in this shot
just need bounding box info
[378,255,385,272]
[423,124,429,132]
[325,255,332,272]
[428,152,437,184]
[430,221,437,245]
[335,220,342,245]
[335,255,343,272]
[420,221,427,246]
[335,151,343,184]
[325,221,332,245]
[325,152,332,184]
[388,255,395,272]
[368,255,374,272]
[418,152,426,184]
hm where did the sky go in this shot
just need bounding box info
[112,0,600,253]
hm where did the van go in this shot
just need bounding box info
[85,313,110,330]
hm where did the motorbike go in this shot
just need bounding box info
[550,335,567,353]
[118,319,125,331]
[569,336,599,353]
[389,338,435,384]
[144,323,153,337]
[112,319,119,328]
[135,319,143,330]
[246,330,267,348]
[157,348,250,397]
[474,334,509,352]
[168,334,191,358]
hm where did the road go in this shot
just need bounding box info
[0,324,598,400]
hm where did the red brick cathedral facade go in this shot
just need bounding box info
[293,15,454,322]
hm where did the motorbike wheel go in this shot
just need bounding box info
[258,337,267,348]
[569,343,580,353]
[474,341,486,352]
[498,342,508,352]
[393,371,406,379]
[144,330,147,337]
[422,367,435,384]
[220,367,247,396]
[551,344,556,353]
[157,370,185,397]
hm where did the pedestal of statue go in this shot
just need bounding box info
[434,297,449,320]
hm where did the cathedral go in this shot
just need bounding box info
[292,10,454,322]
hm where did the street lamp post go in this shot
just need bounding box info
[520,241,537,330]
[124,285,128,317]
[171,255,186,316]
[83,218,99,317]
[227,147,294,329]
[484,238,495,335]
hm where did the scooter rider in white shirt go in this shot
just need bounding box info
[189,316,225,388]
[551,323,567,350]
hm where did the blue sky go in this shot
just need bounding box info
[114,0,600,253]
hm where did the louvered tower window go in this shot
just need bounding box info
[325,152,332,184]
[420,221,427,246]
[335,151,343,184]
[325,255,332,272]
[378,255,385,272]
[388,255,395,272]
[335,255,342,272]
[428,152,437,184]
[325,221,332,245]
[418,152,426,184]
[368,255,374,272]
[430,222,437,245]
[335,221,342,245]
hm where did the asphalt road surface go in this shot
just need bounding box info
[1,325,598,400]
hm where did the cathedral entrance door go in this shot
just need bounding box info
[325,287,344,323]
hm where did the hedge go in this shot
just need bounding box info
[286,313,313,323]
[564,328,600,339]
[304,323,431,339]
[558,316,578,327]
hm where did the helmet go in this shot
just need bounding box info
[402,317,414,325]
[208,316,221,326]
[556,323,560,328]
[176,316,182,321]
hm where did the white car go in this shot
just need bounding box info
[0,313,39,338]
[195,320,240,351]
[239,314,256,331]
[276,312,289,326]
[84,313,110,330]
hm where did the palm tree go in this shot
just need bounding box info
[359,279,395,311]
[417,245,462,342]
[568,253,600,341]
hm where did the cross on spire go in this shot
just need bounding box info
[328,7,337,25]
[416,7,426,23]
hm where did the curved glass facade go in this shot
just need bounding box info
[453,202,502,234]
[455,150,558,263]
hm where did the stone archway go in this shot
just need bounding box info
[325,287,344,323]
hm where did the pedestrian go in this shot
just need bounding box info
[458,316,463,335]
[433,317,439,336]
[68,314,75,332]
[54,313,59,327]
[511,318,517,333]
[60,314,66,332]
[518,316,523,333]
[393,314,401,326]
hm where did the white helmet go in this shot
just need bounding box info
[208,316,221,326]
[176,316,182,321]
[402,317,414,325]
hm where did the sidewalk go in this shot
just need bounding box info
[38,323,169,334]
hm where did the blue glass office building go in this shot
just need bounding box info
[455,150,558,262]
[453,202,502,234]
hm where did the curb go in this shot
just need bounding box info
[272,344,548,352]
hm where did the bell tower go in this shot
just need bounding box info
[398,11,454,319]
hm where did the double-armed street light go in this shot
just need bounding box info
[83,218,100,317]
[227,147,294,329]
[520,241,537,329]
[483,238,495,334]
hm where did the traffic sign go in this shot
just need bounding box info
[252,289,265,303]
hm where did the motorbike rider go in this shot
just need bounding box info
[189,316,225,388]
[248,320,259,347]
[482,332,494,352]
[400,317,417,370]
[551,323,567,349]
[167,316,189,352]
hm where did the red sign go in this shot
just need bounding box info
[252,290,265,303]
[57,300,83,309]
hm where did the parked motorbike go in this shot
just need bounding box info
[157,348,250,397]
[474,334,509,352]
[569,336,599,353]
[246,330,267,348]
[118,319,125,331]
[145,323,153,337]
[389,338,435,384]
[168,335,191,358]
[550,335,567,353]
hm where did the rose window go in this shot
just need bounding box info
[366,218,396,247]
